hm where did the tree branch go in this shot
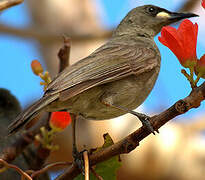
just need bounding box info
[90,167,103,180]
[30,161,72,178]
[0,159,32,180]
[0,0,23,11]
[0,114,49,163]
[57,36,71,72]
[83,151,89,180]
[56,82,205,180]
[0,24,112,43]
[0,0,199,43]
[179,0,200,12]
[0,37,71,165]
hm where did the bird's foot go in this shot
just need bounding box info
[72,148,87,174]
[131,112,159,134]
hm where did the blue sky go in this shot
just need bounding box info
[0,0,204,121]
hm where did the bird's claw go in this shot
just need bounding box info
[72,149,87,174]
[140,115,155,135]
[132,112,159,134]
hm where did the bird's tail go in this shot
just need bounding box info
[8,94,59,135]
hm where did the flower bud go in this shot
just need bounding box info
[31,60,43,76]
[195,55,205,79]
[49,112,71,131]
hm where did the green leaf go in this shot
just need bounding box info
[74,174,84,180]
[75,133,121,180]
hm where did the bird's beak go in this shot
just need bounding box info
[168,12,199,20]
[156,11,198,21]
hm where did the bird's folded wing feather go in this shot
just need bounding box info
[46,43,159,101]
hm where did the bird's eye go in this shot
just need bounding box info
[147,7,158,15]
[149,7,155,12]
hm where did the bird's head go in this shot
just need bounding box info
[114,5,198,37]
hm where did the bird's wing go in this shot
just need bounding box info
[46,42,160,101]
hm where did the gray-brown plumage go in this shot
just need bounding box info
[8,5,198,134]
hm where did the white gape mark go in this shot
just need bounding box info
[157,12,171,18]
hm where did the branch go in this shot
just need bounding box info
[57,36,71,72]
[179,0,200,12]
[0,0,23,11]
[0,24,112,43]
[30,161,72,178]
[90,167,103,180]
[0,159,72,179]
[83,151,89,180]
[0,159,32,180]
[56,82,205,180]
[0,0,199,43]
[0,114,49,163]
[0,37,71,164]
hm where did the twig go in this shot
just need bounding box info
[0,132,34,163]
[179,0,200,12]
[181,69,196,89]
[30,161,72,178]
[0,24,112,44]
[0,37,73,171]
[0,0,199,42]
[56,82,205,180]
[83,151,89,180]
[90,167,103,180]
[0,0,23,11]
[0,36,73,164]
[0,113,49,163]
[58,36,71,72]
[0,159,32,180]
[27,37,72,171]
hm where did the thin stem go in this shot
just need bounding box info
[189,67,197,89]
[31,161,72,178]
[83,151,89,180]
[194,73,202,86]
[181,69,191,81]
[190,67,194,80]
[58,36,71,73]
[90,167,104,180]
[181,69,196,89]
[0,0,23,11]
[70,113,77,154]
[0,159,32,180]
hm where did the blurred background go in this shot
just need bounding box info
[0,0,205,179]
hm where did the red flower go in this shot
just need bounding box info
[50,112,72,131]
[195,54,205,78]
[158,19,198,68]
[202,0,205,9]
[31,60,43,76]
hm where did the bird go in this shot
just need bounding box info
[8,5,197,155]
